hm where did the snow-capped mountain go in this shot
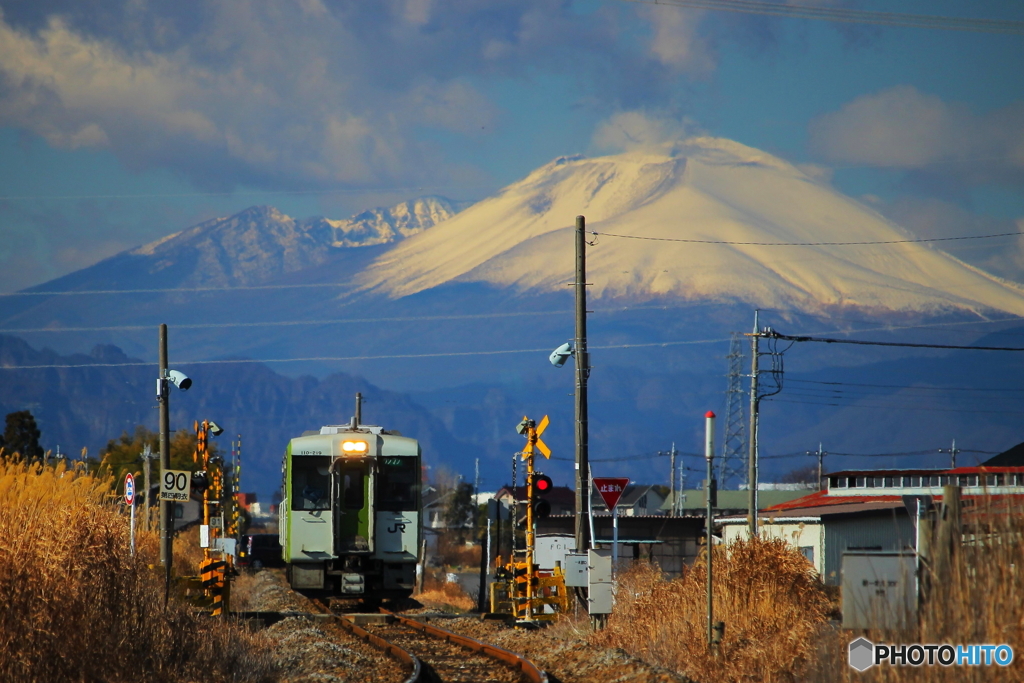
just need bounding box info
[126,197,463,287]
[358,138,1024,317]
[323,196,468,247]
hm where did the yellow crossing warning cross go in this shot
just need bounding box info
[521,414,551,459]
[535,415,551,459]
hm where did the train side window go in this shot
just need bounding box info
[292,456,331,510]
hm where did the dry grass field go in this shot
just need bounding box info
[0,454,276,683]
[593,538,831,682]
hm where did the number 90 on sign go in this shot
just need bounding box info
[160,469,190,501]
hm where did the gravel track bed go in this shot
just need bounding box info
[241,570,407,683]
[434,615,694,683]
[364,619,526,683]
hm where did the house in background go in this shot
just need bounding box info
[662,483,814,517]
[720,463,1024,584]
[591,483,666,516]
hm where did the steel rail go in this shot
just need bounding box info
[310,599,422,683]
[335,615,422,683]
[380,609,549,683]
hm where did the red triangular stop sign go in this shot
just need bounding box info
[593,477,630,511]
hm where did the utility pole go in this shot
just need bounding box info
[355,392,362,426]
[474,457,481,537]
[816,443,826,489]
[747,310,760,539]
[704,411,716,647]
[157,324,172,601]
[574,215,591,553]
[668,442,676,518]
[939,439,959,468]
[142,443,154,532]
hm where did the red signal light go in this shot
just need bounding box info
[533,474,553,494]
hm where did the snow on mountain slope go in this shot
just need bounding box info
[324,196,467,247]
[125,197,463,287]
[357,138,1024,316]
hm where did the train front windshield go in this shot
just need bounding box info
[291,456,332,510]
[377,456,419,511]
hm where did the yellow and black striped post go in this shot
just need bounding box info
[200,558,227,615]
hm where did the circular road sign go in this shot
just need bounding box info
[124,472,135,506]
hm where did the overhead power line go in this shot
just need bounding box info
[766,397,1024,416]
[0,336,735,370]
[622,0,1024,35]
[764,329,1024,352]
[592,229,1024,247]
[786,378,1024,394]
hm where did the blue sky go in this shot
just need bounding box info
[0,0,1022,292]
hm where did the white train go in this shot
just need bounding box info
[279,417,421,602]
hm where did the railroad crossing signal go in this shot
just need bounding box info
[532,473,553,494]
[518,414,551,459]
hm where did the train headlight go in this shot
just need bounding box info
[341,440,368,454]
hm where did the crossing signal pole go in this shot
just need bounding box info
[517,415,551,622]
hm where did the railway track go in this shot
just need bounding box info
[312,599,547,683]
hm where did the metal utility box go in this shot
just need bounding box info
[536,534,574,571]
[841,551,916,630]
[588,549,613,614]
[564,552,589,587]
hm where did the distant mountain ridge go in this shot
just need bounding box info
[0,334,473,495]
[122,196,464,288]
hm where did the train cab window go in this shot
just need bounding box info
[292,456,331,510]
[377,457,419,511]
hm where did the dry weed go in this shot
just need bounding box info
[594,538,831,683]
[0,457,277,682]
[806,503,1024,682]
[418,568,476,612]
[436,533,482,570]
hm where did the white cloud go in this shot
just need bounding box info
[592,110,700,152]
[809,86,1024,186]
[0,2,593,190]
[640,5,715,76]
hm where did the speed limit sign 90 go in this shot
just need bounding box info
[160,469,190,501]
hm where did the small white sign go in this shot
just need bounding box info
[199,524,210,548]
[159,469,190,502]
[213,538,236,557]
[211,515,224,530]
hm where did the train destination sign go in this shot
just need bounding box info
[593,477,629,511]
[160,469,190,502]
